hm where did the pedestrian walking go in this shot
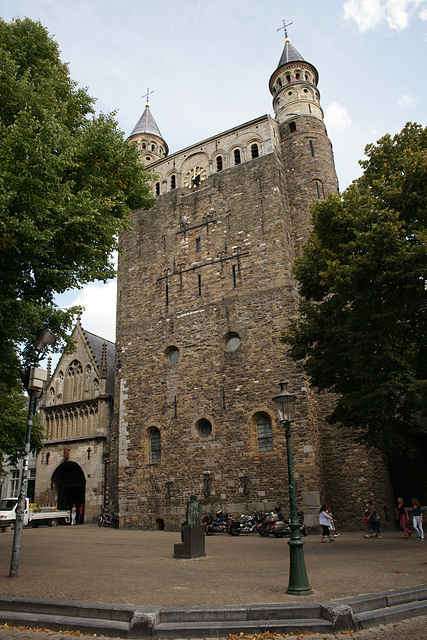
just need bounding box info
[412,498,424,541]
[71,503,77,525]
[362,506,372,536]
[78,503,84,525]
[397,497,411,538]
[327,508,340,537]
[364,500,382,538]
[319,505,334,542]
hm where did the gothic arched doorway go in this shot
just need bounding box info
[52,462,86,512]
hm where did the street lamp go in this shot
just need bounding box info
[9,329,56,578]
[0,471,6,499]
[273,380,312,596]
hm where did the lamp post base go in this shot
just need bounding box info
[286,536,312,596]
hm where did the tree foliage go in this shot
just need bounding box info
[283,123,427,452]
[0,18,155,458]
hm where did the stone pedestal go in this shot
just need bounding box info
[302,490,321,532]
[173,524,206,559]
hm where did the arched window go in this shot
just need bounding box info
[66,360,83,402]
[257,414,273,453]
[155,182,160,196]
[234,149,241,165]
[170,174,176,190]
[286,74,291,83]
[289,121,297,133]
[251,143,259,159]
[216,156,223,171]
[150,428,161,464]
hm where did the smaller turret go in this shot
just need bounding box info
[128,101,168,165]
[269,38,323,126]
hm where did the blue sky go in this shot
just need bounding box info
[2,0,427,348]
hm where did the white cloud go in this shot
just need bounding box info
[324,102,352,139]
[343,0,427,31]
[343,0,384,32]
[396,93,418,107]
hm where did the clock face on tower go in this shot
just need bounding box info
[184,166,207,189]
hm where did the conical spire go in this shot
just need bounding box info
[127,98,168,163]
[276,38,305,68]
[130,103,164,140]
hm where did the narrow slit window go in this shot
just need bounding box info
[165,283,169,306]
[198,274,202,296]
[309,140,315,157]
[232,264,237,288]
[150,428,161,464]
[196,237,201,252]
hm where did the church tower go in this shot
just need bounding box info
[127,100,168,165]
[270,37,339,255]
[110,34,394,531]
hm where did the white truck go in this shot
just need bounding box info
[0,498,70,528]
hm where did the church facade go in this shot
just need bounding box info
[110,37,394,530]
[35,315,115,522]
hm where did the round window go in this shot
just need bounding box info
[165,346,180,364]
[224,331,241,352]
[196,418,212,438]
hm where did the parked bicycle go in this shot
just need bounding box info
[97,508,119,528]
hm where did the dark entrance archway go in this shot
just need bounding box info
[388,433,427,507]
[52,462,85,512]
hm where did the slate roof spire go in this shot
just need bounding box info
[276,38,305,69]
[128,90,169,162]
[130,102,165,140]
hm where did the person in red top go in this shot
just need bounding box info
[78,504,84,525]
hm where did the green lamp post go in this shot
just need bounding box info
[9,329,56,578]
[273,380,312,596]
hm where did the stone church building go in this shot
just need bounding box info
[35,314,115,522]
[109,36,395,530]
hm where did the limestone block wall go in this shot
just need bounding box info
[111,152,327,529]
[279,115,339,256]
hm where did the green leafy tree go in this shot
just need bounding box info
[0,18,155,458]
[283,123,427,452]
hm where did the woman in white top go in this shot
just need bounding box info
[319,505,334,542]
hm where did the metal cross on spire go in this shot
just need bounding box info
[277,19,293,39]
[143,87,154,106]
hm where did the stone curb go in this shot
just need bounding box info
[0,585,426,638]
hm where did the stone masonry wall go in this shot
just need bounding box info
[112,152,326,529]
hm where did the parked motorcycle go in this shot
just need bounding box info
[258,507,290,537]
[280,510,308,537]
[203,510,232,535]
[228,511,263,536]
[97,508,119,528]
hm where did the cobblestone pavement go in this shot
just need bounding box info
[0,615,427,640]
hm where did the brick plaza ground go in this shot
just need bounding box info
[0,525,426,638]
